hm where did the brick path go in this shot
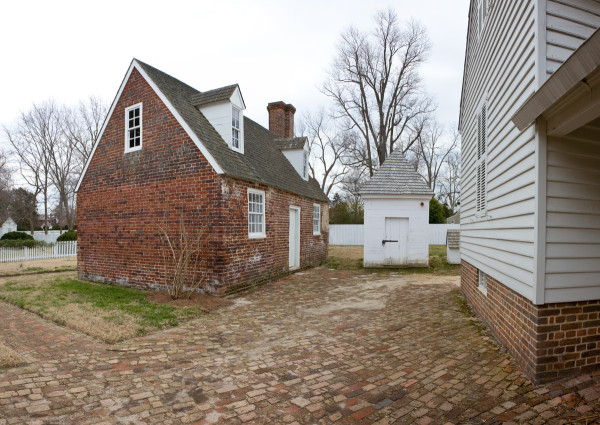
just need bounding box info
[1,268,599,424]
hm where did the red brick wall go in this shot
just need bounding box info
[461,260,600,383]
[77,68,328,293]
[218,177,328,294]
[77,69,226,290]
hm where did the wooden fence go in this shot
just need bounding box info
[329,224,460,246]
[0,241,77,262]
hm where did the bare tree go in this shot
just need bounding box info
[64,95,108,172]
[297,109,352,196]
[3,101,61,233]
[411,119,459,194]
[439,150,461,213]
[323,9,435,177]
[158,215,206,299]
[46,107,78,230]
[0,151,12,222]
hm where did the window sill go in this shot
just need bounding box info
[124,146,142,154]
[478,285,488,296]
[248,233,266,239]
[313,232,321,236]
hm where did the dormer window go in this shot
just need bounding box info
[232,106,241,149]
[125,103,142,153]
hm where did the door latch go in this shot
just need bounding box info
[382,240,399,246]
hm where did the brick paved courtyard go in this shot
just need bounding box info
[1,268,599,424]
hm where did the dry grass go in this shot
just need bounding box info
[329,245,364,260]
[0,342,23,368]
[0,257,76,276]
[327,244,461,275]
[0,272,211,343]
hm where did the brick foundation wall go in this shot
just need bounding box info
[461,260,600,383]
[77,68,328,294]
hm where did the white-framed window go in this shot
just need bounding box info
[232,106,241,151]
[478,270,488,294]
[248,189,265,238]
[313,204,321,235]
[125,103,142,153]
[303,150,308,179]
[476,101,487,216]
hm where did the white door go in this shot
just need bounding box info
[384,217,409,265]
[289,207,300,269]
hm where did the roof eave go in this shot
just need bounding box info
[512,27,600,131]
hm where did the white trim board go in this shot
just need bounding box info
[75,59,224,192]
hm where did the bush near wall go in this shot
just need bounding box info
[0,239,51,248]
[0,232,34,241]
[57,230,77,242]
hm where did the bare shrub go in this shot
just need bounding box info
[158,215,206,299]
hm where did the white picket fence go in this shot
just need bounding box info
[0,241,77,262]
[329,224,460,246]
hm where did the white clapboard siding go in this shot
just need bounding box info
[546,0,600,75]
[544,128,600,303]
[460,0,538,301]
[329,224,459,246]
[0,241,77,262]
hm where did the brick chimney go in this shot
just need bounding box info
[267,101,296,138]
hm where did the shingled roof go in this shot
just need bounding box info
[190,84,239,107]
[134,60,328,202]
[360,150,433,196]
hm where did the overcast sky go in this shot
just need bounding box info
[0,0,469,143]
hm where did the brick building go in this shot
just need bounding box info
[76,59,329,294]
[460,1,600,383]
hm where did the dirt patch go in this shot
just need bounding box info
[147,291,233,311]
[0,257,76,275]
[303,274,460,315]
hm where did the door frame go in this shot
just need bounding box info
[289,206,301,270]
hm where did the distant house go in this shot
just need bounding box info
[0,217,17,236]
[459,0,600,383]
[360,151,433,267]
[76,60,329,294]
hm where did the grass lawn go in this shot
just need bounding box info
[0,272,218,343]
[327,245,460,275]
[0,257,77,277]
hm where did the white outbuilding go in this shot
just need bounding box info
[360,151,433,267]
[0,217,17,237]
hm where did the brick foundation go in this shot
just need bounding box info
[461,260,600,383]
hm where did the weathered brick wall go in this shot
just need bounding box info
[461,260,600,383]
[78,68,328,294]
[77,68,226,290]
[218,177,328,294]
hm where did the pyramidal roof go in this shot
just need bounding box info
[360,150,434,196]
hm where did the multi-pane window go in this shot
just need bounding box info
[479,270,488,294]
[232,107,241,149]
[248,189,265,237]
[476,102,487,214]
[125,103,142,152]
[313,204,321,235]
